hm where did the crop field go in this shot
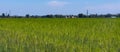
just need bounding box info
[0,18,120,52]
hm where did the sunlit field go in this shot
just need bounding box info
[0,18,120,52]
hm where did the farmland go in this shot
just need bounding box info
[0,18,120,52]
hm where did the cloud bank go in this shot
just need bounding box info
[48,1,68,7]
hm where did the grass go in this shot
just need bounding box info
[0,18,120,52]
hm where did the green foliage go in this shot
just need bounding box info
[0,18,120,52]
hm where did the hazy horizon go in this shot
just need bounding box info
[0,0,120,16]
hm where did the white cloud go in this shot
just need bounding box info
[48,1,68,7]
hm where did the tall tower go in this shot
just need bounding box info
[86,10,89,17]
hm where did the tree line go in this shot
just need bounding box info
[0,13,120,18]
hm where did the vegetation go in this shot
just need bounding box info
[0,12,120,18]
[0,18,120,52]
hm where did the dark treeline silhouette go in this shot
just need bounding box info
[0,13,120,18]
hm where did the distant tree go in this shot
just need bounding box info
[2,13,5,17]
[89,14,97,18]
[117,14,120,17]
[78,13,86,18]
[54,14,65,18]
[105,14,112,18]
[31,15,40,18]
[26,14,30,18]
[7,14,10,17]
[45,14,53,18]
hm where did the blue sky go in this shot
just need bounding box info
[0,0,120,15]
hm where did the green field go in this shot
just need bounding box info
[0,18,120,52]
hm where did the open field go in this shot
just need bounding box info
[0,18,120,52]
